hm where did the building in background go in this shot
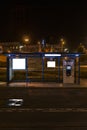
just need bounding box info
[0,42,21,53]
[0,41,67,53]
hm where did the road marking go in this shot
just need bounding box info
[0,108,87,112]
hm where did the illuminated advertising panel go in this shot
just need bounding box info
[12,58,26,70]
[47,61,56,68]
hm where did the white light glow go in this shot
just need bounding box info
[45,54,61,57]
[66,66,71,70]
[8,99,23,107]
[19,45,24,49]
[47,61,56,68]
[12,58,26,70]
[75,54,79,57]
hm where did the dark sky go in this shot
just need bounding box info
[0,0,87,48]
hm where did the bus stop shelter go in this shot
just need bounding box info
[5,52,81,86]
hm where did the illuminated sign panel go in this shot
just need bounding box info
[66,65,72,70]
[45,54,61,57]
[47,61,56,68]
[12,58,26,70]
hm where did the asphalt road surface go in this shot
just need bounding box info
[0,87,87,129]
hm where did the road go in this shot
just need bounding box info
[0,87,87,129]
[0,87,87,108]
[0,112,87,129]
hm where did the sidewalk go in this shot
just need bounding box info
[0,82,6,86]
[80,78,87,87]
[0,79,87,88]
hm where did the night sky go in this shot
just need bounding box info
[0,0,87,48]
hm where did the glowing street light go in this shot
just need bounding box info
[37,41,41,52]
[23,36,30,52]
[60,38,64,42]
[60,38,65,52]
[22,35,30,44]
[62,41,65,45]
[24,36,29,43]
[24,38,29,42]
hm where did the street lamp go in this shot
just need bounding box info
[23,36,30,52]
[37,41,41,52]
[60,38,65,52]
[60,38,64,42]
[24,36,29,43]
[24,38,29,42]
